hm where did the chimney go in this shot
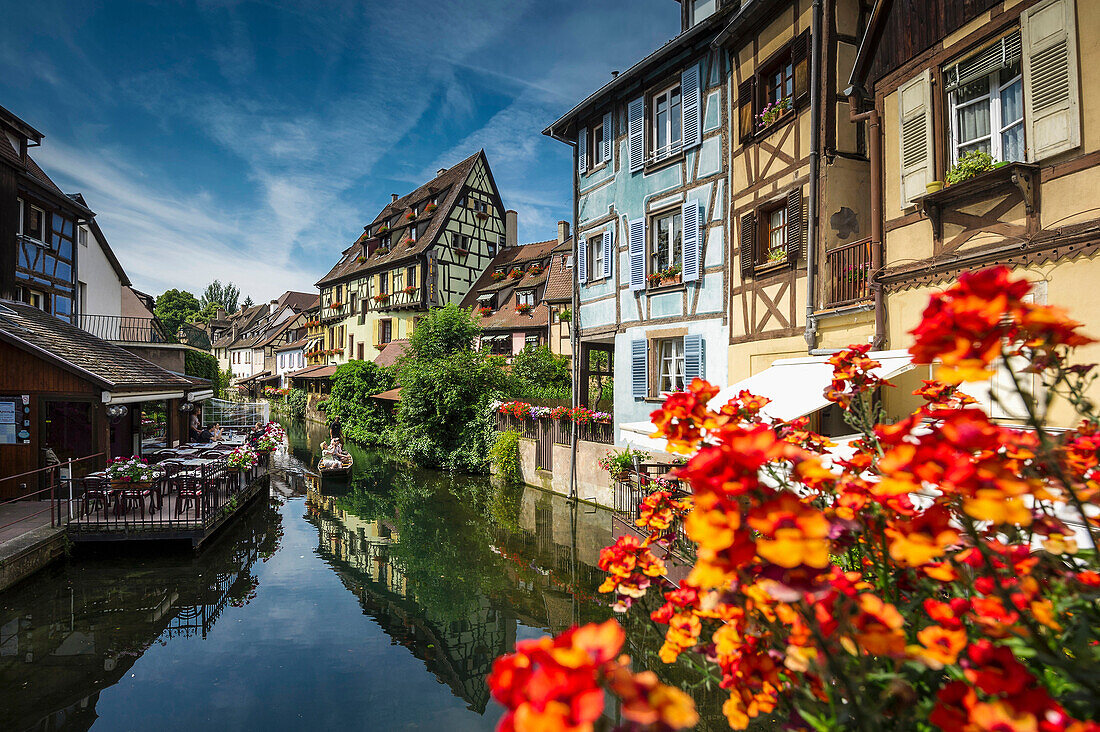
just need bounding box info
[505,210,518,249]
[391,193,399,203]
[216,307,226,320]
[557,220,571,245]
[437,167,448,176]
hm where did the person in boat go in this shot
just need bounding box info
[329,416,342,441]
[318,440,343,471]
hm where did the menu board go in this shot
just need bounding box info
[0,399,17,445]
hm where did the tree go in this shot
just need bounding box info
[241,295,254,309]
[323,360,396,445]
[199,280,240,315]
[512,345,571,390]
[154,289,201,337]
[405,302,480,361]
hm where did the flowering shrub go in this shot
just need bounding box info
[491,266,1100,731]
[255,422,285,452]
[226,446,257,470]
[105,456,160,483]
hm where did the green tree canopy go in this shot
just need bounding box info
[154,289,201,336]
[404,302,481,361]
[241,295,254,309]
[324,360,397,445]
[511,345,571,390]
[196,280,240,319]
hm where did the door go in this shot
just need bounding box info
[40,399,98,480]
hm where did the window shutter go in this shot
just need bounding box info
[628,96,645,173]
[898,69,934,205]
[631,339,648,398]
[681,64,702,149]
[739,212,756,281]
[577,236,587,285]
[603,227,614,279]
[792,31,810,104]
[628,218,646,291]
[577,126,587,174]
[602,111,613,163]
[786,188,803,266]
[681,200,701,282]
[683,334,705,383]
[1022,0,1080,161]
[738,78,756,144]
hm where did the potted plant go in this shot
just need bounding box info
[477,305,492,316]
[926,180,944,194]
[105,456,160,487]
[527,264,543,276]
[559,308,571,322]
[476,210,490,221]
[424,203,437,214]
[767,248,787,264]
[402,285,416,295]
[649,264,682,286]
[945,149,995,185]
[509,268,524,280]
[226,446,257,472]
[516,303,533,315]
[491,271,506,282]
[402,237,415,247]
[597,448,650,481]
[757,96,793,128]
[356,255,366,263]
[378,224,389,235]
[330,300,344,308]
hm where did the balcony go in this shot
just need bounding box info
[80,314,172,343]
[823,238,873,309]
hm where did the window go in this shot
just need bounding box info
[587,234,604,281]
[23,202,44,242]
[473,199,489,214]
[588,121,606,168]
[650,210,682,276]
[525,333,540,349]
[379,319,393,344]
[656,338,685,393]
[690,0,716,25]
[651,83,682,160]
[378,272,388,295]
[947,34,1024,164]
[357,343,364,360]
[393,268,404,291]
[454,233,470,252]
[517,290,534,307]
[406,266,416,289]
[767,61,795,108]
[738,33,809,142]
[762,204,788,265]
[348,334,354,354]
[78,226,88,247]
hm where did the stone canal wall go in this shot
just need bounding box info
[508,436,614,507]
[0,523,67,593]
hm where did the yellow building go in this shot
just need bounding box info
[315,150,510,364]
[849,0,1100,424]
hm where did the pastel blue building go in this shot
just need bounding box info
[544,1,733,443]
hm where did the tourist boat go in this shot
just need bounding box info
[318,453,353,478]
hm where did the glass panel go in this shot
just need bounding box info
[672,212,682,266]
[784,63,794,98]
[960,139,991,157]
[956,75,990,104]
[1002,122,1024,163]
[956,100,990,145]
[655,95,668,150]
[654,216,670,272]
[1000,76,1023,126]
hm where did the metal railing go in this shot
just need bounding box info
[613,464,692,558]
[79,314,172,343]
[496,414,614,445]
[177,322,211,350]
[823,237,873,308]
[0,453,105,530]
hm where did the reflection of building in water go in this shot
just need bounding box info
[307,489,512,714]
[0,498,280,732]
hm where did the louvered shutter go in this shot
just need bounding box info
[681,200,701,282]
[628,218,646,291]
[577,236,587,285]
[898,69,934,205]
[628,97,645,173]
[738,78,756,144]
[786,188,803,266]
[603,227,614,279]
[631,340,648,398]
[683,334,705,383]
[739,212,756,281]
[681,64,702,149]
[602,111,613,163]
[1022,0,1080,161]
[577,126,587,174]
[792,31,810,104]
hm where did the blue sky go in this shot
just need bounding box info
[0,0,680,302]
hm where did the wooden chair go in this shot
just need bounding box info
[174,474,206,518]
[82,477,111,517]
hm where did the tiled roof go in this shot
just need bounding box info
[316,150,486,286]
[373,339,409,368]
[0,300,195,392]
[369,386,402,401]
[476,302,549,331]
[277,291,319,312]
[459,238,564,331]
[288,364,336,380]
[276,337,308,351]
[543,244,575,302]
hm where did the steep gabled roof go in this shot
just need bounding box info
[0,300,194,391]
[461,238,561,332]
[68,193,130,287]
[542,241,575,303]
[316,150,490,286]
[277,291,319,312]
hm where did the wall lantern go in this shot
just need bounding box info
[106,405,129,419]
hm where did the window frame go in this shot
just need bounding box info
[648,208,683,282]
[758,200,789,266]
[738,31,809,144]
[654,337,686,395]
[586,233,605,282]
[649,81,683,163]
[587,120,606,170]
[947,63,1024,166]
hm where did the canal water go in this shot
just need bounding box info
[0,419,672,731]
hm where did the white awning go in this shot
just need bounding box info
[708,349,916,422]
[187,389,214,402]
[477,292,495,302]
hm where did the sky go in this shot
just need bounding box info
[0,0,681,303]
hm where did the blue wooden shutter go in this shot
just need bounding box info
[577,126,587,174]
[631,339,648,398]
[577,236,587,284]
[602,111,613,162]
[628,218,646,291]
[681,200,701,282]
[628,97,644,173]
[603,226,614,279]
[683,334,705,383]
[681,64,702,149]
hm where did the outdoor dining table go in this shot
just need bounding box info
[83,468,168,515]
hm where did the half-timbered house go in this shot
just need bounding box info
[315,151,509,364]
[544,2,735,440]
[718,0,872,386]
[848,0,1100,423]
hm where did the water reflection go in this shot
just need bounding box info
[0,484,283,731]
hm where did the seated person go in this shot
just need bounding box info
[197,427,213,444]
[188,425,203,443]
[248,422,264,446]
[210,424,223,441]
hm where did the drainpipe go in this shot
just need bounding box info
[846,88,886,349]
[804,0,823,350]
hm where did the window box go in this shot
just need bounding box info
[476,211,490,221]
[454,248,469,257]
[402,285,416,296]
[405,210,416,221]
[424,203,437,214]
[477,305,492,316]
[490,271,506,282]
[527,264,543,276]
[373,293,391,304]
[647,271,682,289]
[508,268,523,280]
[917,161,1037,241]
[378,225,389,236]
[376,246,391,256]
[516,303,533,315]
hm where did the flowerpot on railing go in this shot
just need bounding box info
[926,181,944,194]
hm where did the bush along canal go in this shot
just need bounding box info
[0,417,740,730]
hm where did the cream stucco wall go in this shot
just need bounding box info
[77,224,124,318]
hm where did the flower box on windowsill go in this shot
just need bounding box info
[916,161,1038,241]
[516,303,533,315]
[646,274,682,290]
[373,294,391,304]
[476,211,490,221]
[402,286,416,296]
[424,203,437,214]
[477,306,492,316]
[405,211,416,221]
[454,248,469,257]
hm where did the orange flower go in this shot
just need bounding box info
[910,625,967,668]
[748,493,831,569]
[885,505,960,566]
[605,665,699,729]
[851,594,906,657]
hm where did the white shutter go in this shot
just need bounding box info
[577,126,587,174]
[898,69,934,206]
[631,339,648,398]
[683,334,705,383]
[577,236,587,284]
[628,96,645,173]
[681,200,701,282]
[1022,0,1080,161]
[681,64,702,149]
[603,226,614,279]
[628,218,646,291]
[602,111,613,163]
